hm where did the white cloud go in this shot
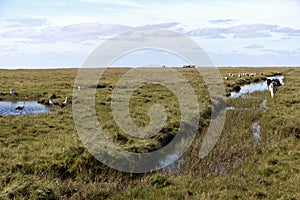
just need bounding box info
[245,44,264,49]
[274,27,300,37]
[209,19,235,24]
[6,18,48,27]
[33,1,68,7]
[0,22,132,43]
[80,0,146,8]
[138,22,180,29]
[187,24,276,38]
[1,0,300,68]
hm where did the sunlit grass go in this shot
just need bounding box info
[1,67,300,199]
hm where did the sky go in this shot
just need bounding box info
[0,0,300,68]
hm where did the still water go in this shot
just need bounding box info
[0,101,50,116]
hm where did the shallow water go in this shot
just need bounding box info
[160,153,186,174]
[0,101,50,116]
[252,121,261,142]
[260,99,268,110]
[230,75,284,98]
[160,153,179,167]
[226,106,236,110]
[226,99,269,111]
[161,76,282,174]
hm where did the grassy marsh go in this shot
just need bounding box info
[1,67,300,199]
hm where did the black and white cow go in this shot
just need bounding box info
[267,78,281,98]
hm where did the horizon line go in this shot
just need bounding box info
[1,65,300,70]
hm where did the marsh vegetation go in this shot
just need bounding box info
[0,67,300,199]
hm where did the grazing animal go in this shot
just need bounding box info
[267,78,281,98]
[269,82,277,98]
[224,76,229,80]
[15,102,25,114]
[272,79,281,86]
[267,78,281,87]
[61,97,68,108]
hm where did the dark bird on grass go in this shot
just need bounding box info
[15,102,25,113]
[48,95,60,106]
[10,88,18,97]
[49,98,60,106]
[61,97,68,108]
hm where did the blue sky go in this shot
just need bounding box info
[0,0,300,68]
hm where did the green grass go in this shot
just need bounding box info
[1,67,300,199]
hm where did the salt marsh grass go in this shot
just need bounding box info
[1,67,300,199]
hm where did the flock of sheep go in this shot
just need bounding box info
[224,72,261,80]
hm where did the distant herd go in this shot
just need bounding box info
[224,72,261,80]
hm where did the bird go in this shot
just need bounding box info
[61,97,68,108]
[48,94,59,106]
[15,102,25,114]
[48,94,60,106]
[10,88,18,97]
[49,98,60,106]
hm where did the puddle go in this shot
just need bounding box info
[252,121,261,142]
[220,163,226,173]
[160,153,184,174]
[160,153,179,168]
[226,99,268,111]
[0,101,50,116]
[225,107,251,111]
[230,75,284,98]
[226,106,236,110]
[210,160,226,173]
[233,156,239,168]
[160,76,281,174]
[260,99,268,111]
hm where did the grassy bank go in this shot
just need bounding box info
[0,67,299,199]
